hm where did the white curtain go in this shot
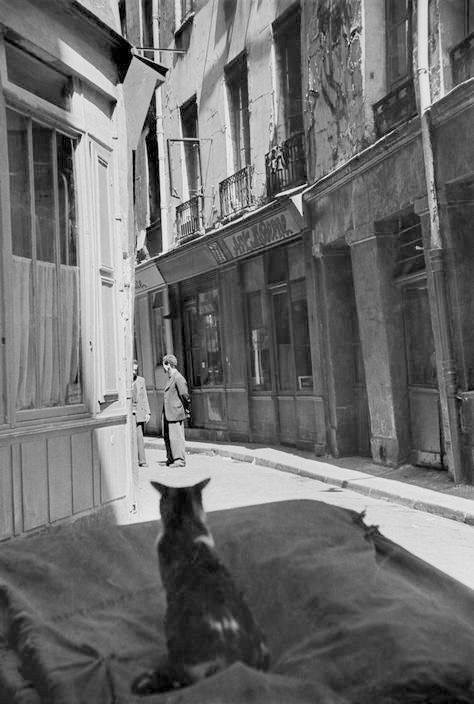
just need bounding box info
[13,255,80,409]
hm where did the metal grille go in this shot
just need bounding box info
[393,212,424,279]
[451,31,474,87]
[176,195,203,242]
[265,131,306,199]
[219,165,253,218]
[373,78,417,138]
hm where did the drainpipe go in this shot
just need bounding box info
[152,0,173,353]
[416,0,463,482]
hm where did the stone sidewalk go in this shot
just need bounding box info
[145,437,474,525]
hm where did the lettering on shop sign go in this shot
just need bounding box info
[207,212,296,263]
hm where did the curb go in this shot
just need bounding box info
[145,439,474,526]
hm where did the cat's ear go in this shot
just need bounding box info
[150,481,169,495]
[194,477,211,493]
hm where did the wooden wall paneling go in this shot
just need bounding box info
[98,426,127,504]
[249,396,277,442]
[21,439,49,532]
[92,429,101,507]
[278,397,297,444]
[47,434,73,522]
[296,396,317,442]
[0,445,13,540]
[71,432,94,514]
[11,444,23,535]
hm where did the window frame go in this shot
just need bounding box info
[225,53,251,173]
[385,0,413,90]
[4,105,87,423]
[182,283,224,389]
[273,5,303,140]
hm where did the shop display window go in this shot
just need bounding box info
[183,287,223,387]
[7,108,81,411]
[243,242,313,394]
[247,291,271,391]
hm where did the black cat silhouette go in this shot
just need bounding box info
[132,478,269,694]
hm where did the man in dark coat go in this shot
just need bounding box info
[132,360,151,467]
[162,354,191,467]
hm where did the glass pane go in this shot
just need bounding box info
[403,286,437,387]
[273,291,293,390]
[291,280,313,391]
[57,134,77,266]
[268,246,287,284]
[98,157,112,266]
[200,288,223,386]
[247,291,271,391]
[13,256,36,409]
[33,125,55,263]
[288,241,304,280]
[184,299,202,387]
[7,110,31,258]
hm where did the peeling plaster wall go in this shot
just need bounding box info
[303,0,369,183]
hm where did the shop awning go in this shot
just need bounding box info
[123,52,167,151]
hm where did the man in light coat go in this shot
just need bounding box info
[132,360,151,467]
[162,354,191,467]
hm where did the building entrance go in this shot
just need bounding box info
[402,281,444,468]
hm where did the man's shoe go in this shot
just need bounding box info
[169,460,186,468]
[139,462,148,467]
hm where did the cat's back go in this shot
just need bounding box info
[163,540,269,671]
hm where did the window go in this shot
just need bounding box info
[385,0,412,89]
[183,286,223,387]
[225,54,250,172]
[274,7,303,137]
[393,211,424,279]
[7,109,81,411]
[247,291,271,390]
[180,96,200,199]
[270,243,312,392]
[466,0,474,34]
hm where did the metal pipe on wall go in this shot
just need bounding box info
[416,0,463,482]
[152,0,173,354]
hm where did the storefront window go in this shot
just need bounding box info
[8,109,81,411]
[273,290,293,390]
[183,287,223,387]
[291,280,313,390]
[247,291,271,390]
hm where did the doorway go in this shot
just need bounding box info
[402,280,444,468]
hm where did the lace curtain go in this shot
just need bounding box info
[13,256,80,410]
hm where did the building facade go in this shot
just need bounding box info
[0,0,164,539]
[134,0,474,484]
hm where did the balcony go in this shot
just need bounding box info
[265,131,306,199]
[373,78,417,138]
[451,32,474,87]
[219,165,253,220]
[176,195,203,242]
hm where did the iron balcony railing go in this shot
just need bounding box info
[450,32,474,87]
[373,78,417,138]
[219,165,253,219]
[265,131,306,199]
[176,195,203,242]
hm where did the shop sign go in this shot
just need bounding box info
[208,210,299,264]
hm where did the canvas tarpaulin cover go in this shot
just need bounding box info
[0,499,473,703]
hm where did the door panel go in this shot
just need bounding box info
[402,283,443,467]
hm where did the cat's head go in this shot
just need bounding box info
[151,478,211,530]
